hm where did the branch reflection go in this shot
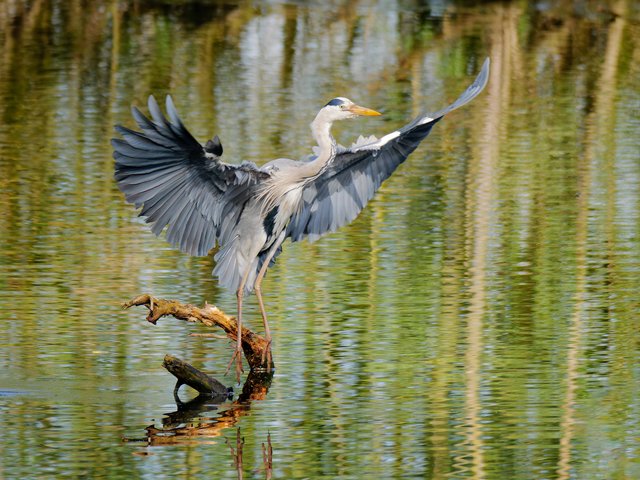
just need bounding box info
[137,370,273,447]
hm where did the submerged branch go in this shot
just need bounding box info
[163,354,229,397]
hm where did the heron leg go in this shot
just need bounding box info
[254,232,286,368]
[225,267,253,383]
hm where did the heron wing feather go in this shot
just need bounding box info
[112,95,268,256]
[288,58,490,242]
[287,118,440,242]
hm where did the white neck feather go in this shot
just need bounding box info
[306,115,336,176]
[256,114,337,214]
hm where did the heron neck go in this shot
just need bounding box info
[308,117,336,175]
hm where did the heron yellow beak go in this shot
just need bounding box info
[348,104,382,116]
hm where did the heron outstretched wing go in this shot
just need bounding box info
[112,95,269,256]
[287,57,490,242]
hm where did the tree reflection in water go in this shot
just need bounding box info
[1,1,639,479]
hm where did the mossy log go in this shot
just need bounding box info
[122,294,273,371]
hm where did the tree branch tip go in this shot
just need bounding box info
[122,293,155,310]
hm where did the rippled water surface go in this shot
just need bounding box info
[1,1,639,478]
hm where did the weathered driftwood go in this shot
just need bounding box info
[122,294,273,371]
[163,354,229,397]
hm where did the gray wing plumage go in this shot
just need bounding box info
[112,95,268,256]
[287,57,490,242]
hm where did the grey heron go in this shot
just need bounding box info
[112,58,490,380]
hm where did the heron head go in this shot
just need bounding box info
[321,97,382,121]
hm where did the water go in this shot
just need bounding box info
[1,1,639,478]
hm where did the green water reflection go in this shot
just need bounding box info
[1,0,639,478]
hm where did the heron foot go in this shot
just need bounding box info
[225,347,244,383]
[260,338,273,368]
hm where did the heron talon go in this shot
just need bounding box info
[225,348,244,383]
[260,339,273,368]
